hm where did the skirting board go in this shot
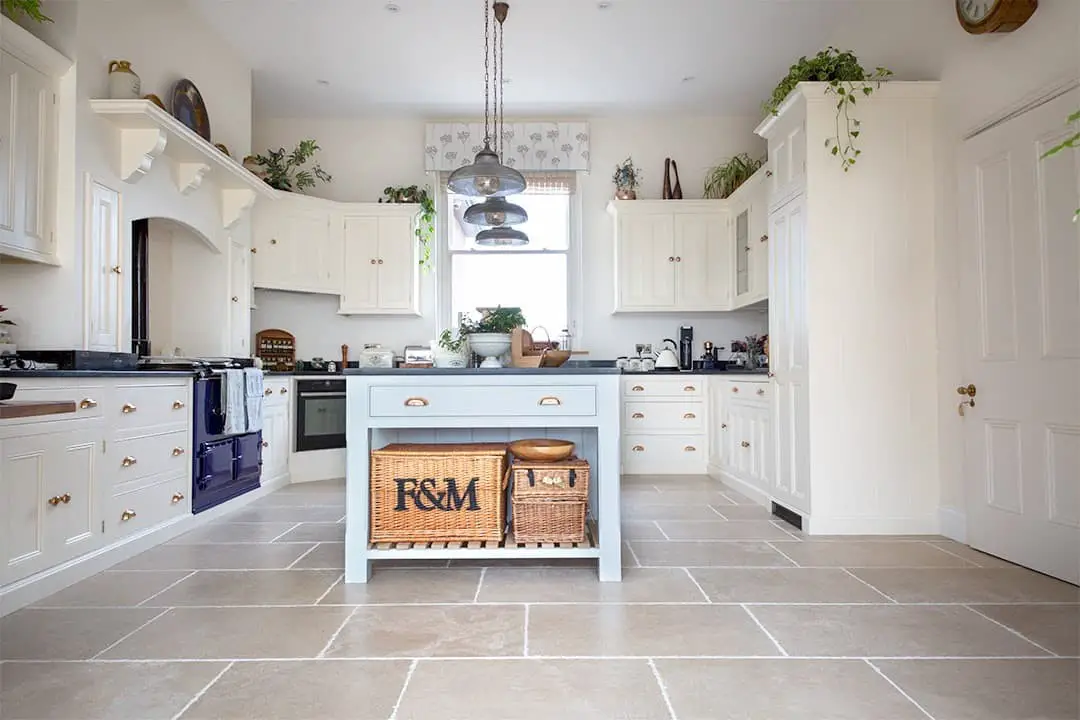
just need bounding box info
[938,506,968,543]
[0,474,291,617]
[806,514,941,536]
[706,463,771,507]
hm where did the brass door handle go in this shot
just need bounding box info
[631,385,645,392]
[404,397,429,407]
[538,396,562,406]
[60,493,71,504]
[121,456,137,467]
[250,247,257,254]
[760,234,769,243]
[370,259,377,265]
[683,413,696,419]
[631,412,645,419]
[741,441,751,448]
[121,402,137,413]
[172,447,185,456]
[270,238,278,245]
[958,398,976,416]
[171,492,185,504]
[264,388,273,396]
[280,388,287,394]
[957,384,977,397]
[757,388,765,396]
[632,445,645,452]
[721,423,728,429]
[173,400,185,409]
[232,296,239,303]
[121,510,137,521]
[683,385,696,392]
[47,494,70,506]
[111,265,122,274]
[79,398,98,409]
[684,446,697,452]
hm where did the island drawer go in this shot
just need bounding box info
[370,385,597,417]
[622,378,703,398]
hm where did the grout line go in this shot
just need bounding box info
[921,541,981,567]
[472,567,488,603]
[964,605,1060,656]
[740,604,788,657]
[312,573,345,606]
[25,599,1078,609]
[136,571,197,607]
[316,605,360,658]
[286,543,321,569]
[170,660,235,720]
[624,541,643,568]
[707,505,729,520]
[717,492,742,506]
[864,660,937,720]
[841,568,899,604]
[648,658,679,720]
[763,541,801,567]
[90,609,172,660]
[653,521,671,541]
[523,604,530,657]
[268,523,303,543]
[387,658,419,720]
[337,514,347,523]
[768,521,803,542]
[682,568,712,603]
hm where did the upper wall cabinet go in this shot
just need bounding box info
[609,200,732,313]
[0,19,71,265]
[339,206,419,316]
[252,193,340,294]
[729,166,770,308]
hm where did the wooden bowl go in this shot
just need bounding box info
[508,439,575,462]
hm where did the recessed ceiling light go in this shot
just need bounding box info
[316,79,331,87]
[597,1,612,9]
[681,75,696,83]
[385,2,400,12]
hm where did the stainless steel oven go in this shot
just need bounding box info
[295,379,346,451]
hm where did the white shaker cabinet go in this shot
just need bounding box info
[252,193,339,294]
[621,376,707,475]
[707,378,772,505]
[84,178,123,352]
[260,379,291,483]
[228,237,252,356]
[730,167,770,308]
[613,211,676,310]
[339,205,419,315]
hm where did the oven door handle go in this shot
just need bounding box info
[296,392,347,398]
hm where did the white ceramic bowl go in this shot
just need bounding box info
[468,333,512,368]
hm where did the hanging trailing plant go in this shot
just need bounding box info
[1040,109,1080,220]
[703,154,766,199]
[1,0,52,23]
[764,47,892,172]
[381,185,436,269]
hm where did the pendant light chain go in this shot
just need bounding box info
[497,9,505,161]
[483,0,491,147]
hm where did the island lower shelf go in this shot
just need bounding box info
[368,520,600,559]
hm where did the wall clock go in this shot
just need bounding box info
[957,0,1038,34]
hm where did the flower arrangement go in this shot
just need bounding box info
[612,157,642,199]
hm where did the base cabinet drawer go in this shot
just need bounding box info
[108,475,190,538]
[111,384,191,434]
[623,378,703,399]
[263,379,291,407]
[726,380,769,401]
[624,401,703,432]
[109,430,191,489]
[370,385,597,417]
[622,434,707,475]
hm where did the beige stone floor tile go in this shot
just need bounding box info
[245,493,345,508]
[970,604,1080,656]
[446,557,596,568]
[1,661,227,720]
[110,542,316,571]
[657,520,799,540]
[527,604,780,657]
[168,521,300,544]
[142,569,341,606]
[655,659,926,720]
[651,475,732,491]
[478,566,707,603]
[1,607,164,660]
[31,570,191,607]
[710,504,773,520]
[323,604,525,658]
[769,540,975,567]
[318,569,481,604]
[688,568,893,604]
[290,542,344,569]
[636,490,738,505]
[622,520,668,540]
[98,606,353,659]
[275,479,345,493]
[630,540,795,567]
[226,506,346,523]
[395,659,671,720]
[927,540,1022,568]
[179,660,410,720]
[715,487,758,505]
[850,567,1080,604]
[874,659,1080,720]
[751,605,1051,657]
[621,503,726,521]
[273,521,346,543]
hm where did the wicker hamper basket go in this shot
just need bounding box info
[370,443,508,543]
[510,458,589,544]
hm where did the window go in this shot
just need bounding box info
[445,174,574,335]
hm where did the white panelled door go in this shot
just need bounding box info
[958,88,1080,584]
[84,178,122,351]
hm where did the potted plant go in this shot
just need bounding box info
[460,306,526,369]
[612,157,641,200]
[381,185,436,270]
[0,305,16,356]
[434,329,469,368]
[1,0,51,22]
[704,153,766,199]
[246,139,332,193]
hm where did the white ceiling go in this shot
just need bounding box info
[188,0,953,118]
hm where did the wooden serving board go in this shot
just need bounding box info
[0,401,78,419]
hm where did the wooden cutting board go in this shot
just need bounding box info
[0,401,78,419]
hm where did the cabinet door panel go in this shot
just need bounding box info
[340,216,379,311]
[288,211,333,290]
[0,53,16,241]
[16,56,49,249]
[85,179,122,351]
[47,430,100,557]
[376,215,417,311]
[1,437,47,580]
[228,238,250,356]
[749,197,769,301]
[735,207,750,299]
[675,213,731,310]
[617,215,675,309]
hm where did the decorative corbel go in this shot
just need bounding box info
[174,162,212,196]
[221,188,257,229]
[118,127,167,183]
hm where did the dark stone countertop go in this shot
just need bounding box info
[345,367,622,376]
[0,370,196,378]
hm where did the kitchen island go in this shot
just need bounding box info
[344,367,622,582]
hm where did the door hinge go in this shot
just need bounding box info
[101,521,105,533]
[102,439,107,453]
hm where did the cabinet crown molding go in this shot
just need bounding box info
[607,199,728,216]
[0,15,72,76]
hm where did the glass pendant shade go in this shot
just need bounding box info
[447,145,527,198]
[475,226,529,246]
[463,196,528,227]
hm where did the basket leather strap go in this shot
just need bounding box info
[527,469,535,487]
[569,469,576,488]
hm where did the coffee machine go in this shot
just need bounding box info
[679,325,693,371]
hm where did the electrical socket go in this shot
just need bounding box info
[642,343,653,356]
[634,343,645,356]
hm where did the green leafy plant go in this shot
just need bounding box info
[704,154,766,199]
[251,139,331,193]
[612,157,641,191]
[1,0,51,22]
[381,185,435,269]
[764,47,892,172]
[460,306,527,335]
[0,305,15,327]
[437,329,468,354]
[1040,109,1079,220]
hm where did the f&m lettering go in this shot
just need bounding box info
[394,477,481,511]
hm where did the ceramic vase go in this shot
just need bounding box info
[662,158,673,199]
[615,188,637,200]
[108,60,141,100]
[671,160,684,199]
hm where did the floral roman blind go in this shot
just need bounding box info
[424,122,590,172]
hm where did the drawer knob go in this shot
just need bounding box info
[270,238,278,245]
[173,400,185,409]
[631,445,645,452]
[172,447,185,456]
[280,388,287,394]
[721,423,728,429]
[79,398,98,409]
[111,265,122,274]
[262,441,269,448]
[731,387,739,393]
[756,388,765,396]
[121,509,137,521]
[264,388,273,396]
[631,412,645,419]
[121,456,137,467]
[765,169,773,177]
[760,234,769,243]
[404,397,429,407]
[741,441,751,448]
[47,493,70,506]
[538,396,562,406]
[631,385,645,392]
[684,385,696,392]
[171,492,185,504]
[684,446,697,452]
[231,296,239,303]
[683,412,696,419]
[121,402,137,413]
[250,247,257,254]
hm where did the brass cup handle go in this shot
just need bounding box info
[632,445,645,452]
[683,385,696,392]
[121,509,137,521]
[538,396,562,406]
[684,446,697,452]
[957,384,977,397]
[264,388,273,396]
[404,397,429,407]
[756,388,765,396]
[79,398,98,409]
[171,492,185,504]
[121,456,137,467]
[173,400,185,409]
[631,385,645,392]
[121,402,137,413]
[741,441,751,448]
[171,447,185,456]
[683,413,696,419]
[631,412,645,419]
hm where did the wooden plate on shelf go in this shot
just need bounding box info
[171,78,211,142]
[508,439,575,463]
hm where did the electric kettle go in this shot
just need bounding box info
[655,339,680,370]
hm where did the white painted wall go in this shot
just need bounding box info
[252,114,769,359]
[0,0,253,352]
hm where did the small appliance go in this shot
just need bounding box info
[679,325,694,371]
[655,339,680,370]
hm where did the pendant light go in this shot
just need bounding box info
[463,196,528,226]
[476,226,529,246]
[446,1,526,198]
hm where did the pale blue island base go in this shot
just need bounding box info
[344,369,623,582]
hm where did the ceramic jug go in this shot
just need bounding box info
[108,60,141,100]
